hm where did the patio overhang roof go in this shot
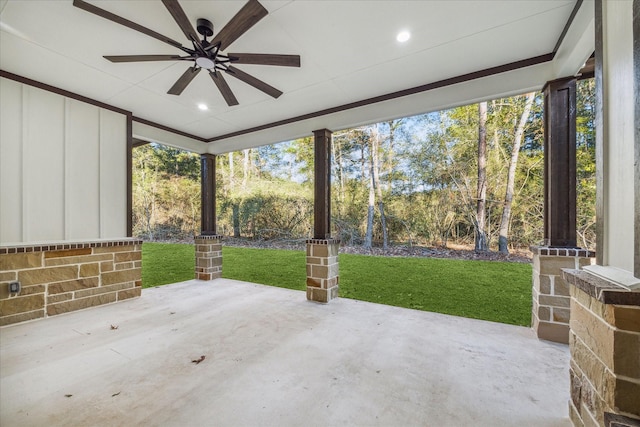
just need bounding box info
[0,0,594,154]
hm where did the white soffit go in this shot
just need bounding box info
[0,0,588,154]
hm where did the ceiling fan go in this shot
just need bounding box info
[72,0,300,106]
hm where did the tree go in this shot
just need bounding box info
[475,101,488,252]
[498,92,536,253]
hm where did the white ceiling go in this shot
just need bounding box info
[0,0,594,154]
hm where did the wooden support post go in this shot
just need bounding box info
[313,129,332,239]
[543,77,577,248]
[200,153,217,235]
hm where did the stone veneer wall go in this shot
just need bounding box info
[531,246,595,343]
[195,235,222,281]
[563,270,640,427]
[0,239,142,326]
[306,239,340,303]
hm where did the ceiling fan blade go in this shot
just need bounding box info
[209,71,239,106]
[104,55,184,63]
[225,66,282,99]
[73,0,184,50]
[211,0,268,51]
[228,53,300,67]
[168,67,201,95]
[161,0,204,51]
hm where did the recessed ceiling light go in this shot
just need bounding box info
[397,31,411,43]
[197,103,208,111]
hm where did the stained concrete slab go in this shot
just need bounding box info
[0,279,571,426]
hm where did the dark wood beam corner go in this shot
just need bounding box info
[132,138,151,148]
[313,129,332,240]
[200,153,217,235]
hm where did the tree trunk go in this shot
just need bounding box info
[232,203,241,238]
[475,101,488,252]
[364,173,375,249]
[498,92,536,253]
[372,125,388,249]
[242,149,250,189]
[228,152,234,189]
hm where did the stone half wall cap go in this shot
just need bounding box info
[562,269,640,306]
[194,234,224,240]
[530,245,596,258]
[582,265,640,291]
[306,239,341,245]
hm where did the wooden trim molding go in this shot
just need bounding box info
[207,53,555,143]
[553,0,584,54]
[0,69,131,116]
[126,115,133,238]
[634,0,640,278]
[594,0,605,266]
[132,116,208,142]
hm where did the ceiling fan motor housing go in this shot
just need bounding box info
[197,18,214,38]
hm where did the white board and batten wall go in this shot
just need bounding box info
[0,76,127,245]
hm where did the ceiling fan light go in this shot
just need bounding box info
[195,56,216,69]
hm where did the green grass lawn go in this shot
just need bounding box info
[142,243,532,326]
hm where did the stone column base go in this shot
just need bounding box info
[306,239,340,303]
[531,246,595,343]
[195,235,222,281]
[563,270,640,427]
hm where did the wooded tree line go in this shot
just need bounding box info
[133,79,596,253]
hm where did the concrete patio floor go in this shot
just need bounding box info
[1,279,570,427]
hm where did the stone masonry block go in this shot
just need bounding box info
[0,271,17,282]
[75,282,131,299]
[570,298,614,368]
[118,287,142,301]
[0,294,45,316]
[553,307,570,323]
[44,248,92,259]
[0,310,44,327]
[536,320,569,344]
[539,294,570,308]
[554,277,570,296]
[580,374,608,427]
[101,261,114,272]
[115,262,134,271]
[615,378,640,416]
[47,293,72,304]
[568,400,584,427]
[306,256,322,265]
[538,305,551,321]
[570,365,583,411]
[613,330,640,380]
[48,277,99,294]
[535,275,552,294]
[102,269,141,286]
[18,265,78,286]
[311,265,329,278]
[0,252,43,270]
[570,332,615,400]
[47,293,117,316]
[45,253,113,266]
[19,284,46,296]
[114,251,142,263]
[80,263,100,277]
[539,256,580,276]
[604,305,640,333]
